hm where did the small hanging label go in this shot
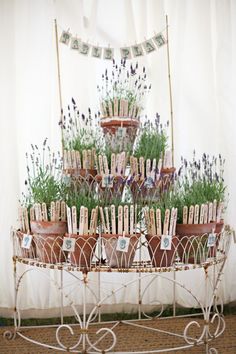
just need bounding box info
[102,174,114,188]
[116,236,130,252]
[160,234,172,250]
[117,127,127,138]
[207,233,216,247]
[21,234,32,249]
[62,237,76,252]
[144,176,154,189]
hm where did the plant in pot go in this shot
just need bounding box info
[65,181,99,269]
[174,152,226,233]
[172,152,227,263]
[144,188,179,268]
[95,150,128,198]
[99,200,141,269]
[97,60,151,152]
[131,115,174,199]
[20,139,69,263]
[61,100,104,179]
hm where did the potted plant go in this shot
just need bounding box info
[19,139,69,263]
[173,152,226,235]
[95,151,128,197]
[144,206,179,268]
[142,185,179,267]
[100,202,141,268]
[61,101,103,179]
[131,116,175,198]
[65,181,99,269]
[97,60,151,152]
[133,114,168,164]
[172,152,227,263]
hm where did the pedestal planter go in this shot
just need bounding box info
[102,234,140,268]
[66,234,98,269]
[146,235,179,268]
[30,221,67,264]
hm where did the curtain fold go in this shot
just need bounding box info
[0,0,235,314]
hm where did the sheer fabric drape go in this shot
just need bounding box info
[0,0,235,315]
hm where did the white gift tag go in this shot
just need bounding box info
[144,176,154,189]
[21,234,32,249]
[160,234,172,250]
[116,236,130,253]
[102,174,114,188]
[117,127,127,138]
[207,233,216,247]
[62,237,76,252]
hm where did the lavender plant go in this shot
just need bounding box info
[97,59,151,117]
[60,99,104,153]
[22,139,69,209]
[66,180,98,224]
[172,152,227,222]
[133,114,168,162]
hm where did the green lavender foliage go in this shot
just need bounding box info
[61,103,104,155]
[145,152,227,224]
[23,140,69,209]
[134,118,168,161]
[65,181,98,223]
[172,153,226,223]
[97,60,150,116]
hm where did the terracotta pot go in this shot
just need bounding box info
[102,233,140,268]
[30,221,67,264]
[100,117,140,132]
[215,220,224,233]
[16,231,36,259]
[66,234,98,268]
[100,117,140,151]
[176,222,223,264]
[161,167,176,175]
[64,168,97,180]
[146,235,179,268]
[176,222,217,237]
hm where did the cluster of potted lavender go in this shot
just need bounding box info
[17,59,227,269]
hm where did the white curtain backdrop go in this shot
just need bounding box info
[0,0,236,317]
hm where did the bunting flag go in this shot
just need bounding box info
[59,29,166,60]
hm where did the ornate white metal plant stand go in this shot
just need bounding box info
[4,228,231,353]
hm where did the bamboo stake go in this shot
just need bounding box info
[54,19,64,154]
[166,15,174,167]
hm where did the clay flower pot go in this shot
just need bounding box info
[176,222,217,237]
[66,234,98,269]
[30,221,67,264]
[102,233,140,268]
[100,117,140,150]
[176,222,224,264]
[146,235,179,268]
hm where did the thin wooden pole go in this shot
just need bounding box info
[54,18,64,152]
[165,15,174,167]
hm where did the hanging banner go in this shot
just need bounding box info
[59,28,166,60]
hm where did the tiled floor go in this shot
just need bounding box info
[0,314,236,353]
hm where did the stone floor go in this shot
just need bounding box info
[0,314,236,353]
